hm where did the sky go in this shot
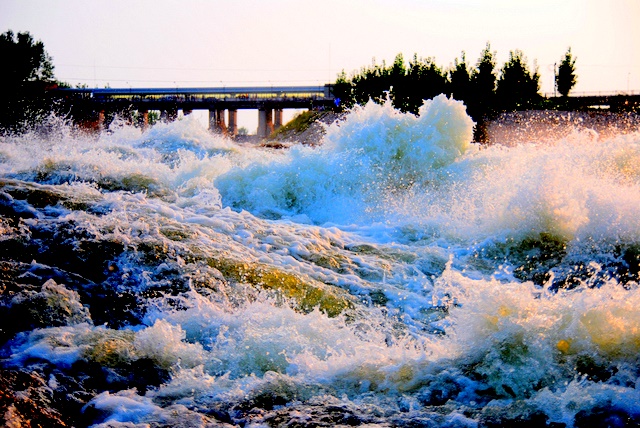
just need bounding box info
[2,0,639,132]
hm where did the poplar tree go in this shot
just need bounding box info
[555,47,577,97]
[496,49,541,111]
[449,52,471,103]
[405,54,447,114]
[389,53,411,112]
[466,43,497,122]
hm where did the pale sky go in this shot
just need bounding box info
[2,0,639,131]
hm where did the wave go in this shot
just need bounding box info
[1,97,640,426]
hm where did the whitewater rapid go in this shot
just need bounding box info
[1,95,640,427]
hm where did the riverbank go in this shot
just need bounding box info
[266,110,342,146]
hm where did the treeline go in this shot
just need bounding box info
[332,43,577,139]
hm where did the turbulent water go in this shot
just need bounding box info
[1,95,640,427]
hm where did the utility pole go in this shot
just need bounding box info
[554,63,557,97]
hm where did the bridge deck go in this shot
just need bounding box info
[58,85,331,96]
[55,85,336,110]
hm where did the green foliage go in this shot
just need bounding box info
[449,52,471,103]
[350,58,394,106]
[1,30,54,83]
[556,47,577,97]
[404,55,448,114]
[268,110,320,140]
[147,110,160,126]
[331,42,570,141]
[496,50,541,111]
[331,70,353,111]
[0,30,58,132]
[468,43,498,120]
[389,53,410,111]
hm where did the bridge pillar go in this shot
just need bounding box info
[97,110,105,130]
[258,109,266,138]
[209,109,228,134]
[228,109,238,137]
[209,109,220,133]
[77,109,105,133]
[274,109,283,130]
[137,110,149,131]
[216,109,227,134]
[258,108,274,139]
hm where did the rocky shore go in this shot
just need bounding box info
[265,111,342,147]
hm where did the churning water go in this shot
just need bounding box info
[2,96,640,427]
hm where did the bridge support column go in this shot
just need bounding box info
[228,109,238,137]
[216,109,227,134]
[209,109,220,133]
[137,109,149,131]
[258,108,274,139]
[209,109,228,134]
[97,110,105,130]
[274,109,283,130]
[258,109,266,138]
[77,109,105,133]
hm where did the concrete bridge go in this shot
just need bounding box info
[55,85,335,138]
[54,85,638,137]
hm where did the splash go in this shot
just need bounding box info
[1,98,640,427]
[215,94,475,224]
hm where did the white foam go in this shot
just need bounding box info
[4,99,640,425]
[85,389,162,424]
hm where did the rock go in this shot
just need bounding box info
[574,406,640,428]
[1,278,91,344]
[0,368,69,427]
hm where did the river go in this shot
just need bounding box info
[1,95,640,427]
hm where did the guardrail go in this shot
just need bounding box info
[55,85,334,98]
[542,90,640,98]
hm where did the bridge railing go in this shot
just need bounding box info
[55,85,334,98]
[542,90,640,98]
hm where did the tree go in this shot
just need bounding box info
[555,47,577,97]
[0,30,56,132]
[331,70,353,111]
[148,110,160,126]
[461,43,497,122]
[496,49,541,111]
[449,52,471,103]
[351,59,388,106]
[404,54,448,114]
[1,30,54,83]
[389,53,411,112]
